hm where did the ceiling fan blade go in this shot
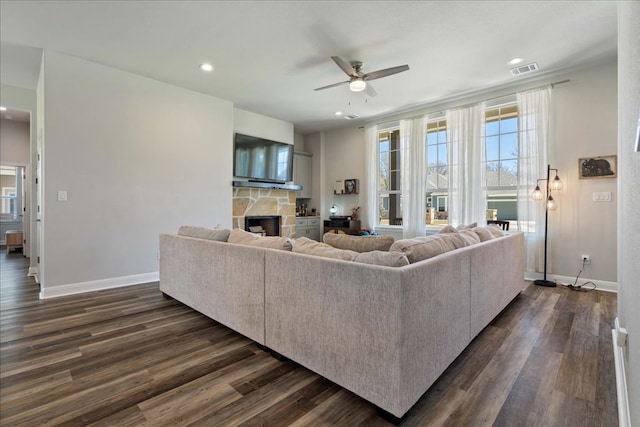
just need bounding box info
[364,64,410,81]
[331,56,358,77]
[314,80,349,91]
[364,82,377,97]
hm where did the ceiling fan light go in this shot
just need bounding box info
[349,78,366,92]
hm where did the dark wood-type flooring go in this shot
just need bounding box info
[0,248,617,426]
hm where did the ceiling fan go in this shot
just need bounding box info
[314,56,410,97]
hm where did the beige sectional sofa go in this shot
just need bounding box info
[159,227,525,420]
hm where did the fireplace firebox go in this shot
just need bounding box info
[244,216,281,236]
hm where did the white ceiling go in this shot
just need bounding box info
[0,1,618,135]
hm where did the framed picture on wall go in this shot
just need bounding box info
[344,179,359,194]
[578,155,617,179]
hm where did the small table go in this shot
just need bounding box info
[5,231,23,253]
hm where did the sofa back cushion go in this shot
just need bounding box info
[178,226,230,242]
[228,228,292,251]
[389,235,455,264]
[459,229,481,245]
[292,237,358,261]
[354,250,409,267]
[323,233,395,252]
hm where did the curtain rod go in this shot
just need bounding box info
[429,78,572,118]
[374,78,572,127]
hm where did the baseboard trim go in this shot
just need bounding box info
[39,272,159,299]
[28,266,38,277]
[612,326,631,427]
[524,272,617,293]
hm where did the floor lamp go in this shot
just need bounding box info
[531,164,563,287]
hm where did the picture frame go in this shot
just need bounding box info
[344,179,359,194]
[579,155,617,179]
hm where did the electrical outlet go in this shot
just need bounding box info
[581,254,590,264]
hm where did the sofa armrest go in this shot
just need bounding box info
[159,233,266,344]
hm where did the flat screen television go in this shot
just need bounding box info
[233,133,294,183]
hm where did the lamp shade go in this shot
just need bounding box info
[550,174,563,190]
[546,195,557,210]
[531,185,544,200]
[349,78,366,92]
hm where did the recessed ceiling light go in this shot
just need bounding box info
[508,58,524,65]
[0,106,7,111]
[199,63,214,72]
[335,111,343,116]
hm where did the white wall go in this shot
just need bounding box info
[311,61,618,286]
[40,50,234,296]
[233,108,293,145]
[618,1,640,424]
[0,118,30,163]
[551,62,618,285]
[323,126,366,224]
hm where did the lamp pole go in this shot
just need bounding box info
[534,164,558,287]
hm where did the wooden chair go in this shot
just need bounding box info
[487,220,510,231]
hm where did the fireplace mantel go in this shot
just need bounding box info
[232,180,302,191]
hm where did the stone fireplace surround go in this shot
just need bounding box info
[232,188,296,238]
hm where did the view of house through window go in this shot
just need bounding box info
[484,104,519,227]
[425,119,448,226]
[376,103,521,230]
[378,129,401,225]
[0,166,23,222]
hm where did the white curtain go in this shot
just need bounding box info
[517,88,551,274]
[446,104,486,227]
[364,125,379,231]
[400,117,427,238]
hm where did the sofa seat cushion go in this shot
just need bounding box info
[354,250,409,267]
[228,228,293,251]
[292,237,358,261]
[323,233,395,252]
[178,226,230,242]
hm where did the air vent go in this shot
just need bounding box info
[510,62,539,76]
[344,114,360,120]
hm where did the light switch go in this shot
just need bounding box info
[57,190,68,202]
[593,192,611,202]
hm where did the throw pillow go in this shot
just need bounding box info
[438,225,460,234]
[323,233,395,252]
[228,228,261,244]
[228,228,292,251]
[471,227,495,242]
[178,226,230,242]
[354,250,410,267]
[486,225,506,238]
[292,237,358,261]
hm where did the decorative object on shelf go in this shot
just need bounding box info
[531,164,563,287]
[351,206,360,221]
[334,180,344,194]
[344,179,359,194]
[578,155,617,179]
[330,204,338,216]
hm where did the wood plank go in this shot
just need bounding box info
[0,250,619,426]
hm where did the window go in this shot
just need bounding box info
[0,166,22,222]
[484,105,518,224]
[425,119,448,225]
[378,129,401,225]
